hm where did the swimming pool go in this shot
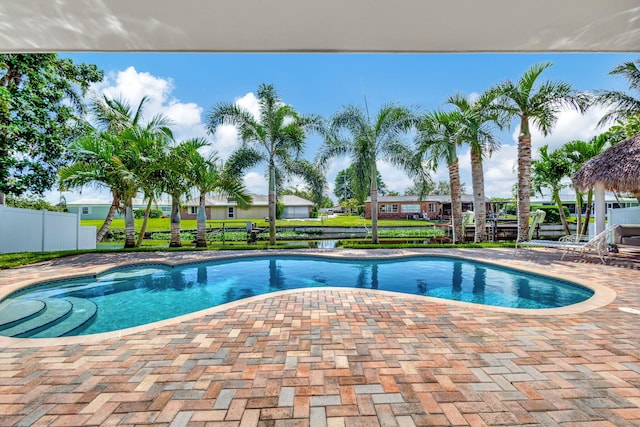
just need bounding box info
[0,255,594,338]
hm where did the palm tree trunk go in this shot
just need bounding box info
[0,193,4,205]
[135,198,153,247]
[553,190,571,235]
[517,117,532,242]
[268,161,276,246]
[575,191,583,237]
[470,150,487,242]
[169,195,182,247]
[449,161,463,243]
[582,190,593,235]
[123,196,136,248]
[96,192,120,243]
[370,162,379,244]
[196,191,207,248]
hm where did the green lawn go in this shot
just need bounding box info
[81,215,436,231]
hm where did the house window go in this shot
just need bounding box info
[428,204,436,213]
[81,207,89,215]
[190,206,198,214]
[379,204,398,213]
[228,207,235,218]
[401,204,420,213]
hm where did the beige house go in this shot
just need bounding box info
[181,194,314,220]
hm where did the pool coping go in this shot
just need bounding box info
[0,249,618,347]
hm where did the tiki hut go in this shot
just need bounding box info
[572,132,640,233]
[572,133,640,194]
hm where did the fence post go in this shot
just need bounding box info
[77,211,81,250]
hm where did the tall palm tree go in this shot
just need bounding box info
[416,110,465,243]
[564,135,610,235]
[184,142,253,247]
[447,91,504,242]
[595,58,640,125]
[318,103,428,244]
[207,83,324,245]
[495,62,586,242]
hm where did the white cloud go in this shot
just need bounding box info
[243,171,268,195]
[92,66,206,142]
[235,92,261,120]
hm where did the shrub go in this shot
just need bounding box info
[531,205,570,223]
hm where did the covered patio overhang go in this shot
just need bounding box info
[572,133,640,234]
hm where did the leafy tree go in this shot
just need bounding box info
[208,83,324,245]
[531,145,572,234]
[447,91,505,242]
[334,165,387,203]
[5,194,63,212]
[416,110,465,243]
[0,54,103,204]
[318,103,429,244]
[404,180,435,197]
[494,62,587,242]
[595,58,640,125]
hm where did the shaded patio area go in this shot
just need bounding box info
[0,248,639,426]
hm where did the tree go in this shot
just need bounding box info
[59,96,173,245]
[0,54,103,205]
[495,62,586,242]
[207,83,325,245]
[447,91,504,242]
[595,57,640,125]
[416,110,465,243]
[531,145,572,234]
[334,165,387,203]
[184,142,252,247]
[404,180,435,197]
[318,103,429,244]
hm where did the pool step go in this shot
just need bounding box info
[0,298,73,337]
[0,300,46,329]
[27,297,98,338]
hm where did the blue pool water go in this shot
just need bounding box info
[0,256,594,338]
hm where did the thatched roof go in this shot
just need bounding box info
[572,133,640,193]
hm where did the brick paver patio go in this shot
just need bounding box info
[0,248,638,426]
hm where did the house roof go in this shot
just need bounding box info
[67,197,171,206]
[182,194,314,207]
[366,194,488,204]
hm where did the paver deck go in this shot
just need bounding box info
[0,248,638,426]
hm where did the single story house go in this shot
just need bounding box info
[67,198,171,220]
[364,195,491,220]
[181,194,314,220]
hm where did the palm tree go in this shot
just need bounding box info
[318,103,428,244]
[416,110,465,243]
[58,132,123,243]
[184,142,253,247]
[564,135,610,235]
[495,62,586,242]
[595,58,640,125]
[207,83,324,245]
[447,91,504,242]
[531,145,572,234]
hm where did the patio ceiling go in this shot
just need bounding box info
[1,0,639,53]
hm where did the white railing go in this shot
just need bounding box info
[0,206,96,254]
[608,206,640,226]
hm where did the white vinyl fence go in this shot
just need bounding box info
[609,206,640,226]
[0,206,96,254]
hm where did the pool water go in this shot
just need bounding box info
[0,256,594,338]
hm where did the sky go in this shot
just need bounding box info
[46,52,639,204]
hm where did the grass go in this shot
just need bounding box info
[81,215,436,231]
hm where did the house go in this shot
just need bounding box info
[364,195,491,220]
[531,194,639,215]
[180,194,314,220]
[67,198,172,220]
